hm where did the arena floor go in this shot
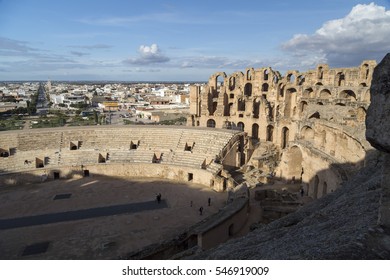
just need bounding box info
[0,175,227,259]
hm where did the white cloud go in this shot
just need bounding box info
[124,43,170,65]
[282,3,390,67]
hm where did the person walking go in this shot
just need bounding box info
[199,206,203,215]
[208,197,211,206]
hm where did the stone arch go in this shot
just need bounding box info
[252,98,260,118]
[303,88,313,98]
[300,101,308,114]
[252,123,259,140]
[284,88,297,118]
[246,68,254,80]
[361,63,370,80]
[278,84,285,99]
[339,90,356,101]
[264,69,269,80]
[207,119,216,128]
[336,72,345,86]
[237,122,245,132]
[266,125,274,141]
[298,75,305,85]
[357,107,366,122]
[309,112,320,119]
[237,98,245,111]
[244,83,252,97]
[301,126,314,141]
[281,127,289,149]
[223,93,230,116]
[285,145,303,182]
[287,73,295,83]
[261,83,269,92]
[210,72,227,90]
[229,76,235,91]
[317,66,324,79]
[319,89,332,99]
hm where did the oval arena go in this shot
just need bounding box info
[0,126,248,259]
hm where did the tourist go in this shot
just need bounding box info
[300,187,304,197]
[208,197,211,206]
[199,206,203,215]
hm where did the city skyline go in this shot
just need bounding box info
[1,0,390,81]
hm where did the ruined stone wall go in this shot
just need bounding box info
[189,60,377,197]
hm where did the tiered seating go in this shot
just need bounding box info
[0,126,241,174]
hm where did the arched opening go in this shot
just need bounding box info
[287,73,295,83]
[303,88,313,98]
[246,69,252,80]
[298,75,305,85]
[237,122,245,132]
[262,83,269,92]
[266,125,274,142]
[357,107,366,122]
[216,75,224,90]
[300,101,308,114]
[361,63,369,80]
[319,89,331,99]
[252,98,260,118]
[309,112,320,119]
[196,120,200,126]
[244,83,252,97]
[339,90,357,101]
[207,119,216,128]
[284,88,297,118]
[229,76,235,90]
[237,98,245,111]
[317,66,323,79]
[301,126,314,141]
[285,146,303,182]
[313,175,319,199]
[281,127,289,149]
[223,93,229,116]
[322,181,328,196]
[252,123,259,140]
[279,84,285,98]
[336,72,345,86]
[264,69,269,80]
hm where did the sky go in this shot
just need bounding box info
[0,0,390,81]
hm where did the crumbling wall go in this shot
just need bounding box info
[189,60,377,197]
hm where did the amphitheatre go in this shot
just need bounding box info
[1,55,390,259]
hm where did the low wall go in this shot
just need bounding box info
[0,163,216,188]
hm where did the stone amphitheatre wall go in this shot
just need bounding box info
[0,125,251,258]
[189,60,377,198]
[0,126,244,191]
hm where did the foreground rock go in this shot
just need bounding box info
[366,53,390,152]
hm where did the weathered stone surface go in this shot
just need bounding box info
[190,157,388,259]
[366,53,390,152]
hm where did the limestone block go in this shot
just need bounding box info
[366,53,390,152]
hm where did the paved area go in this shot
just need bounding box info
[0,175,226,259]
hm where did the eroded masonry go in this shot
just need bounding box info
[188,61,377,198]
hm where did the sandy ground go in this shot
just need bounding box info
[0,175,227,259]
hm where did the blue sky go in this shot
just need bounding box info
[1,0,390,81]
